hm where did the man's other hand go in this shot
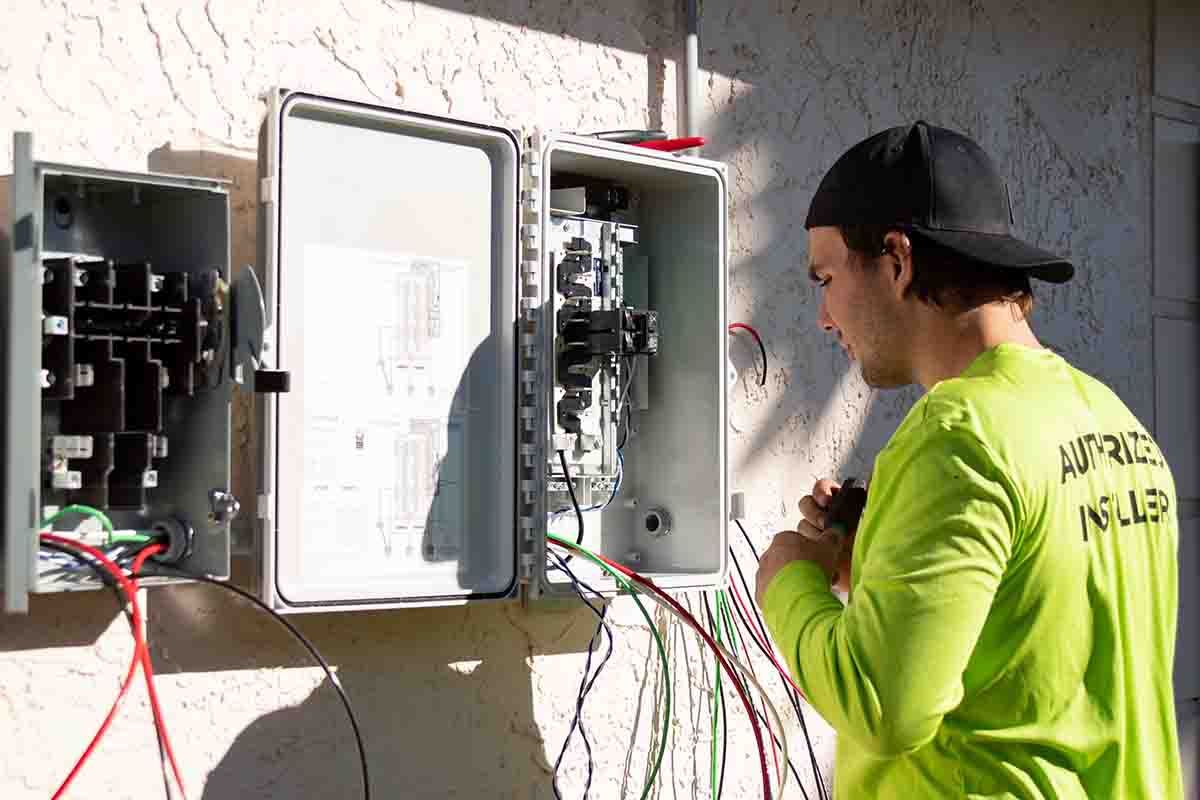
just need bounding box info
[754,479,856,605]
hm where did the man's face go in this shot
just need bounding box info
[807,227,913,388]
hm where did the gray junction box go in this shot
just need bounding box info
[2,88,729,613]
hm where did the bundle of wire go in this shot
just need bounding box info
[36,504,371,800]
[547,550,614,799]
[547,533,788,799]
[727,519,832,800]
[38,529,185,800]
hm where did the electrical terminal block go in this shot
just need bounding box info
[51,435,94,460]
[50,470,82,490]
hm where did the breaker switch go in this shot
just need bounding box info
[586,308,659,356]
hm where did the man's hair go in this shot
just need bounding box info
[839,224,1034,316]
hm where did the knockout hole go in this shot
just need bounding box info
[53,196,73,229]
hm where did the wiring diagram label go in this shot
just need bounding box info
[298,245,469,575]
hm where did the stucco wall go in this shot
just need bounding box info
[1,1,1181,798]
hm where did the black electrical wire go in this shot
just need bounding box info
[548,550,614,800]
[38,541,173,800]
[701,594,729,800]
[558,450,585,547]
[617,404,631,451]
[732,520,830,800]
[734,519,763,560]
[754,339,768,387]
[133,565,371,800]
[556,450,586,568]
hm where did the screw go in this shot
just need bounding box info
[209,489,241,523]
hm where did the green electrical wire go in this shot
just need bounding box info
[718,591,741,658]
[110,532,155,544]
[546,533,670,800]
[710,592,724,795]
[40,504,116,543]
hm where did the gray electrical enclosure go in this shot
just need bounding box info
[2,135,233,613]
[3,88,729,614]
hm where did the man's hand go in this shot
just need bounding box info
[755,479,857,605]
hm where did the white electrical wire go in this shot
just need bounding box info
[616,356,638,416]
[623,580,789,797]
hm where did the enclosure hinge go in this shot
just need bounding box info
[516,129,546,599]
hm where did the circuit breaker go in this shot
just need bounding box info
[2,88,729,613]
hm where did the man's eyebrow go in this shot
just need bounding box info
[807,261,823,282]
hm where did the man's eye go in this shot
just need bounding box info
[818,277,831,288]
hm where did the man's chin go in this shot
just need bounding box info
[860,364,909,390]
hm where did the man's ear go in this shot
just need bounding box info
[882,230,914,300]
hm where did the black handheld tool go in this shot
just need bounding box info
[826,478,868,537]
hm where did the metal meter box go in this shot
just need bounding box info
[2,88,729,614]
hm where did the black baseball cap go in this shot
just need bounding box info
[805,121,1074,283]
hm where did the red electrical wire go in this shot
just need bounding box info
[40,536,188,800]
[728,579,810,703]
[566,545,774,799]
[40,534,153,800]
[130,546,187,800]
[728,322,768,386]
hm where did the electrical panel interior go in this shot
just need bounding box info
[3,146,236,610]
[535,140,728,602]
[545,178,658,535]
[3,88,729,614]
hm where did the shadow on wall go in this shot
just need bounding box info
[147,569,604,800]
[409,0,680,132]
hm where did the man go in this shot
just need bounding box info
[755,122,1183,799]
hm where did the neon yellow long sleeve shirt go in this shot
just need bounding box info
[762,344,1183,799]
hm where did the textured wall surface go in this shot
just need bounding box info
[0,1,1181,798]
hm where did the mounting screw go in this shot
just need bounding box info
[209,489,240,524]
[626,550,642,564]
